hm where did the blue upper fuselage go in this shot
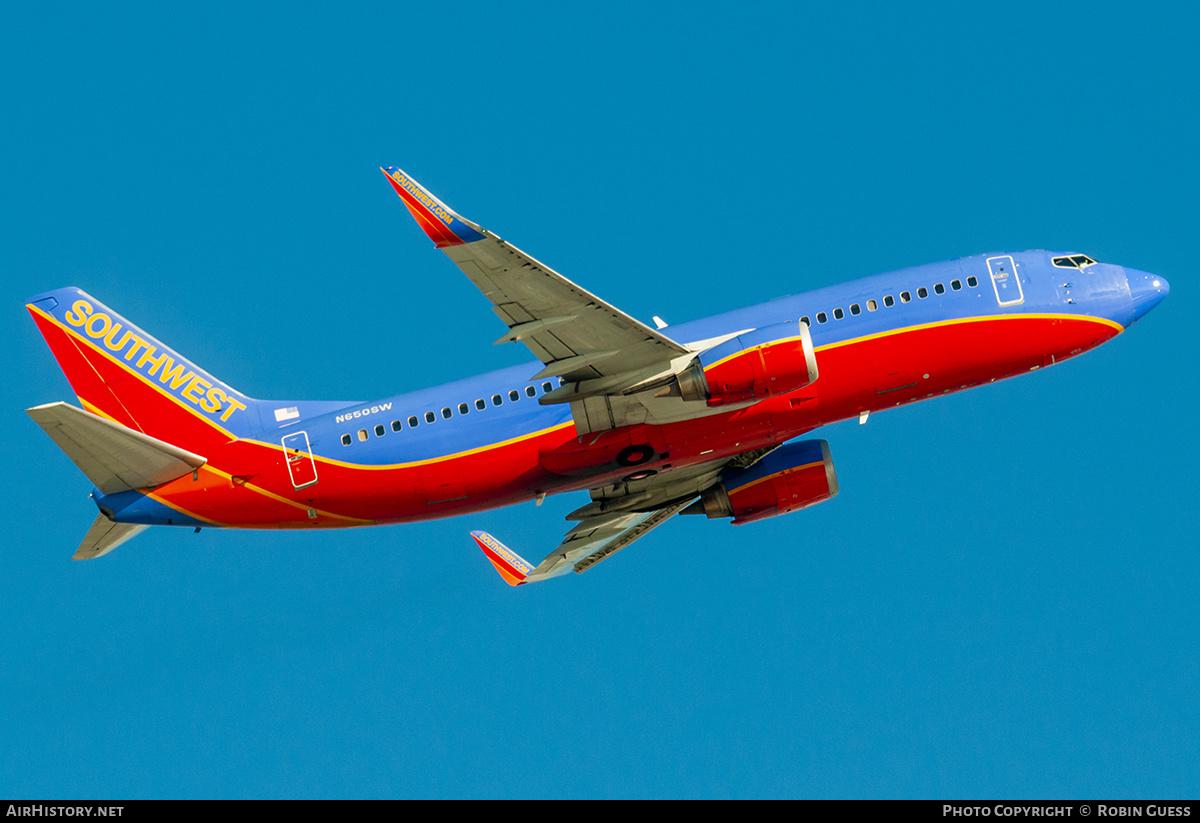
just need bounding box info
[266,250,1169,464]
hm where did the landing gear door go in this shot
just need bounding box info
[986,255,1024,307]
[282,431,318,489]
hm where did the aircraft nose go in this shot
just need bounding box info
[1126,268,1169,321]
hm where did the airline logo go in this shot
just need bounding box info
[62,299,247,422]
[385,168,456,227]
[381,166,485,248]
[475,532,532,575]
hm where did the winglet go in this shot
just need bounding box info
[381,166,486,248]
[470,530,534,586]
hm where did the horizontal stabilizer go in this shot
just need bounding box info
[470,531,534,586]
[27,402,206,494]
[75,513,148,560]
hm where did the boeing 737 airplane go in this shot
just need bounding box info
[25,167,1170,584]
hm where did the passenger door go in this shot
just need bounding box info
[281,431,318,489]
[986,255,1024,307]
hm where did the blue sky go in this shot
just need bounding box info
[2,2,1196,798]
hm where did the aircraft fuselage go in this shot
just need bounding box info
[34,249,1164,531]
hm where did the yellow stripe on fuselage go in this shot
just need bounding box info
[699,314,1121,375]
[813,313,1124,353]
[264,420,578,473]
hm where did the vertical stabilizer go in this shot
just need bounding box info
[25,287,258,447]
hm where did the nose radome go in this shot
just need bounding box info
[1127,268,1170,321]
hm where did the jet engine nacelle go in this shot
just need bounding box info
[697,321,818,407]
[684,439,838,525]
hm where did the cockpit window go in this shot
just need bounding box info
[1052,254,1098,269]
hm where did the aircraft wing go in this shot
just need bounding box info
[472,500,693,585]
[382,167,693,387]
[470,446,780,585]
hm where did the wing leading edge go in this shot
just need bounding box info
[380,166,692,389]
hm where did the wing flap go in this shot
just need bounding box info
[565,499,694,575]
[27,401,206,494]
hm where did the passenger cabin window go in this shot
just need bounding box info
[391,420,402,432]
[833,308,844,320]
[492,394,503,406]
[900,291,912,303]
[441,407,452,419]
[934,283,945,295]
[542,382,554,393]
[850,304,861,315]
[951,280,962,291]
[816,312,828,324]
[884,295,895,307]
[967,276,978,288]
[917,287,928,299]
[867,300,877,311]
[374,424,385,437]
[424,411,436,424]
[459,403,470,415]
[357,429,368,442]
[525,386,536,398]
[408,415,419,428]
[475,399,486,410]
[800,316,810,326]
[508,390,519,402]
[341,434,352,446]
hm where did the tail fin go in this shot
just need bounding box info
[470,531,534,586]
[26,287,258,447]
